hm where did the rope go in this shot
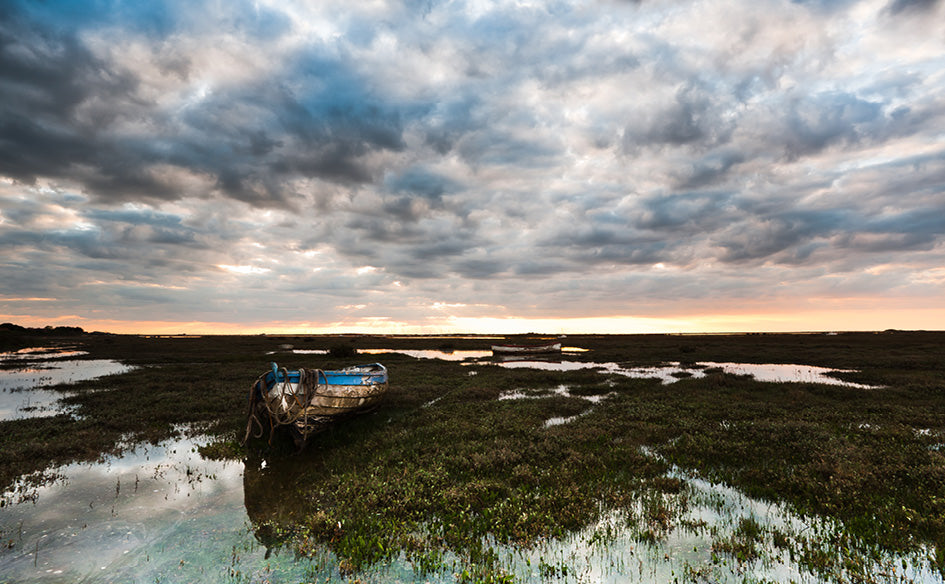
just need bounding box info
[242,367,327,445]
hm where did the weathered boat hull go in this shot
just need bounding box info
[491,342,562,355]
[245,362,388,445]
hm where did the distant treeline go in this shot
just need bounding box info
[0,322,89,351]
[1,322,86,335]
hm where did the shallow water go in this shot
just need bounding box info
[499,384,612,428]
[0,347,917,582]
[496,460,940,583]
[488,359,875,388]
[0,349,134,421]
[0,435,275,583]
[0,347,89,361]
[351,347,873,389]
[361,348,493,361]
[354,347,587,361]
[2,431,937,583]
[0,433,452,583]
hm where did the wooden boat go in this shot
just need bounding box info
[491,341,562,355]
[244,362,388,446]
[493,354,563,364]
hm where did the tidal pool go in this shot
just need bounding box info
[499,385,612,428]
[287,347,875,388]
[0,434,333,584]
[487,359,875,388]
[361,348,493,361]
[0,347,89,361]
[266,347,588,362]
[0,349,134,421]
[489,458,941,583]
[0,347,921,582]
[2,431,938,583]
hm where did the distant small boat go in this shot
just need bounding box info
[244,362,388,446]
[493,354,563,364]
[491,341,562,355]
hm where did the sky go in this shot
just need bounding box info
[1,0,944,335]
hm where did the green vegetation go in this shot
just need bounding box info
[2,330,945,581]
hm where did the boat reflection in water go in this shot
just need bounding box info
[242,453,314,556]
[491,353,564,364]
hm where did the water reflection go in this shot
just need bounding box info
[0,435,334,584]
[1,435,933,582]
[493,456,940,583]
[0,349,134,421]
[0,347,88,361]
[1,435,238,582]
[360,348,587,361]
[361,348,493,361]
[499,384,612,428]
[0,360,133,392]
[486,359,875,388]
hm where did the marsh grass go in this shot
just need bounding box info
[2,331,945,580]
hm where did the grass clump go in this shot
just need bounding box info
[711,516,765,563]
[328,343,358,358]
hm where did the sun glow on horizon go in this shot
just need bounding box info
[6,307,945,336]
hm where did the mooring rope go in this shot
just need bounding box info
[242,367,326,445]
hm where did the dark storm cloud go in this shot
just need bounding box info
[0,1,416,209]
[0,12,140,184]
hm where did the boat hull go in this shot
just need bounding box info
[491,342,562,355]
[245,362,388,444]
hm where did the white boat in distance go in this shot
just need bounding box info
[491,341,562,355]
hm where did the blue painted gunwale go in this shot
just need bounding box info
[260,362,388,391]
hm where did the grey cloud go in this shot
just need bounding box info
[633,191,735,232]
[386,167,461,201]
[623,84,732,154]
[837,231,936,253]
[671,153,745,190]
[541,226,671,267]
[455,258,505,279]
[0,15,136,122]
[457,128,562,169]
[712,201,944,264]
[83,208,187,229]
[2,0,945,328]
[0,6,415,209]
[335,206,486,279]
[862,208,945,246]
[885,0,940,14]
[780,92,884,160]
[380,197,432,222]
[422,97,481,155]
[715,215,834,263]
[512,260,572,276]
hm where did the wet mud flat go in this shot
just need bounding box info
[1,330,945,582]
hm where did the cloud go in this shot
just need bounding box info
[1,0,944,331]
[0,1,418,210]
[885,0,940,15]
